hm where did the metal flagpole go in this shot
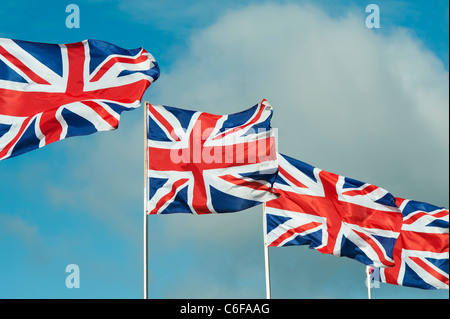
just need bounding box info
[366,265,372,299]
[143,101,149,299]
[262,203,271,299]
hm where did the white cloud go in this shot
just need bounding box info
[0,214,48,264]
[153,2,449,205]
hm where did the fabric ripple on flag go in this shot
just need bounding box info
[0,38,159,161]
[265,153,403,268]
[146,99,279,215]
[377,198,449,289]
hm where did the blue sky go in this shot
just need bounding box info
[0,0,448,299]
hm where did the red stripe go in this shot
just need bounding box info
[432,210,449,219]
[401,230,449,252]
[38,101,119,146]
[191,173,209,214]
[147,138,275,171]
[148,178,189,214]
[81,101,119,129]
[409,256,449,286]
[39,110,63,145]
[403,209,449,225]
[65,43,85,95]
[278,166,307,188]
[90,53,148,82]
[341,184,378,197]
[395,197,406,208]
[212,102,266,140]
[148,104,181,141]
[219,174,273,193]
[269,222,321,247]
[0,80,150,117]
[352,229,394,267]
[403,211,427,225]
[382,236,404,284]
[0,44,50,85]
[0,117,33,159]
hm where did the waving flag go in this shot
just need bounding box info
[0,38,159,161]
[377,198,449,289]
[146,99,278,215]
[265,154,403,268]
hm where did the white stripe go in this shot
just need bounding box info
[265,207,327,248]
[63,101,115,132]
[84,45,156,91]
[403,250,449,289]
[148,176,191,214]
[147,104,194,144]
[0,38,64,92]
[209,102,273,144]
[0,114,36,160]
[336,176,400,213]
[402,209,449,233]
[273,155,324,196]
[33,113,46,147]
[337,223,395,268]
[55,107,68,141]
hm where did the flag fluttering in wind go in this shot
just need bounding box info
[376,198,449,289]
[0,38,159,161]
[265,153,403,268]
[146,99,279,215]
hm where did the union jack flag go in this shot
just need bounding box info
[265,154,403,268]
[146,99,279,215]
[377,198,449,289]
[0,38,159,161]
